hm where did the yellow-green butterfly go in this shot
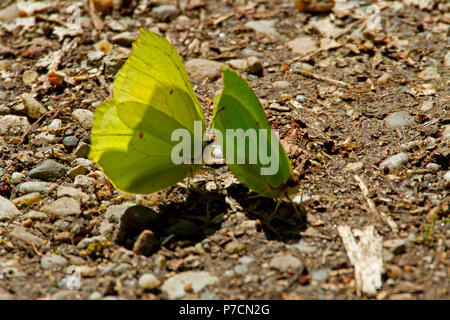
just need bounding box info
[211,67,301,213]
[90,29,301,213]
[89,29,205,194]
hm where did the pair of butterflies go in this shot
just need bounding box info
[89,29,300,205]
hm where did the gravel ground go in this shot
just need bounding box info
[0,0,448,300]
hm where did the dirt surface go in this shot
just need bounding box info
[0,0,448,300]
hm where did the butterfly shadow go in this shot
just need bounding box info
[226,184,308,242]
[115,188,228,254]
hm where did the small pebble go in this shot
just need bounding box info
[48,119,62,132]
[238,256,255,265]
[10,225,44,246]
[10,172,25,184]
[62,135,78,148]
[40,254,68,270]
[289,240,317,254]
[28,159,68,180]
[345,162,364,172]
[73,142,91,158]
[72,109,94,128]
[151,5,180,21]
[138,273,161,291]
[0,115,30,136]
[0,196,21,221]
[379,153,409,174]
[244,19,278,36]
[272,80,292,90]
[426,163,440,171]
[242,48,264,57]
[311,269,330,283]
[41,197,81,217]
[385,112,416,129]
[269,254,303,272]
[383,239,407,255]
[161,271,218,299]
[420,99,434,112]
[418,66,441,81]
[68,165,86,179]
[133,230,159,256]
[21,93,46,119]
[18,181,50,194]
[22,70,38,86]
[224,241,247,254]
[11,192,40,206]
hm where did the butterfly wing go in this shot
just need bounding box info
[211,68,294,198]
[89,30,205,194]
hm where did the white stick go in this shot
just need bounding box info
[338,225,383,297]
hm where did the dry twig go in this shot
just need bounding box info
[354,175,398,235]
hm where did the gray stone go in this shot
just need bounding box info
[56,186,89,203]
[311,268,330,283]
[418,66,441,81]
[289,240,317,254]
[28,159,68,180]
[138,273,161,290]
[76,235,107,249]
[11,172,25,184]
[272,80,293,90]
[385,112,416,129]
[0,115,30,135]
[10,226,44,247]
[32,132,56,146]
[246,56,263,74]
[269,254,303,272]
[105,203,135,222]
[379,153,409,174]
[73,142,91,158]
[72,109,93,128]
[345,162,364,172]
[18,181,50,194]
[420,99,434,112]
[238,256,255,265]
[383,239,408,255]
[242,48,264,57]
[288,36,318,55]
[234,264,248,274]
[161,271,218,299]
[21,93,46,119]
[62,135,78,148]
[74,175,95,192]
[47,118,62,132]
[185,59,223,81]
[151,5,180,21]
[111,31,138,47]
[245,19,278,35]
[40,254,68,270]
[22,210,47,221]
[71,158,93,167]
[41,197,81,217]
[133,230,159,256]
[0,196,20,221]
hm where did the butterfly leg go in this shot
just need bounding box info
[270,197,282,218]
[285,193,305,220]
